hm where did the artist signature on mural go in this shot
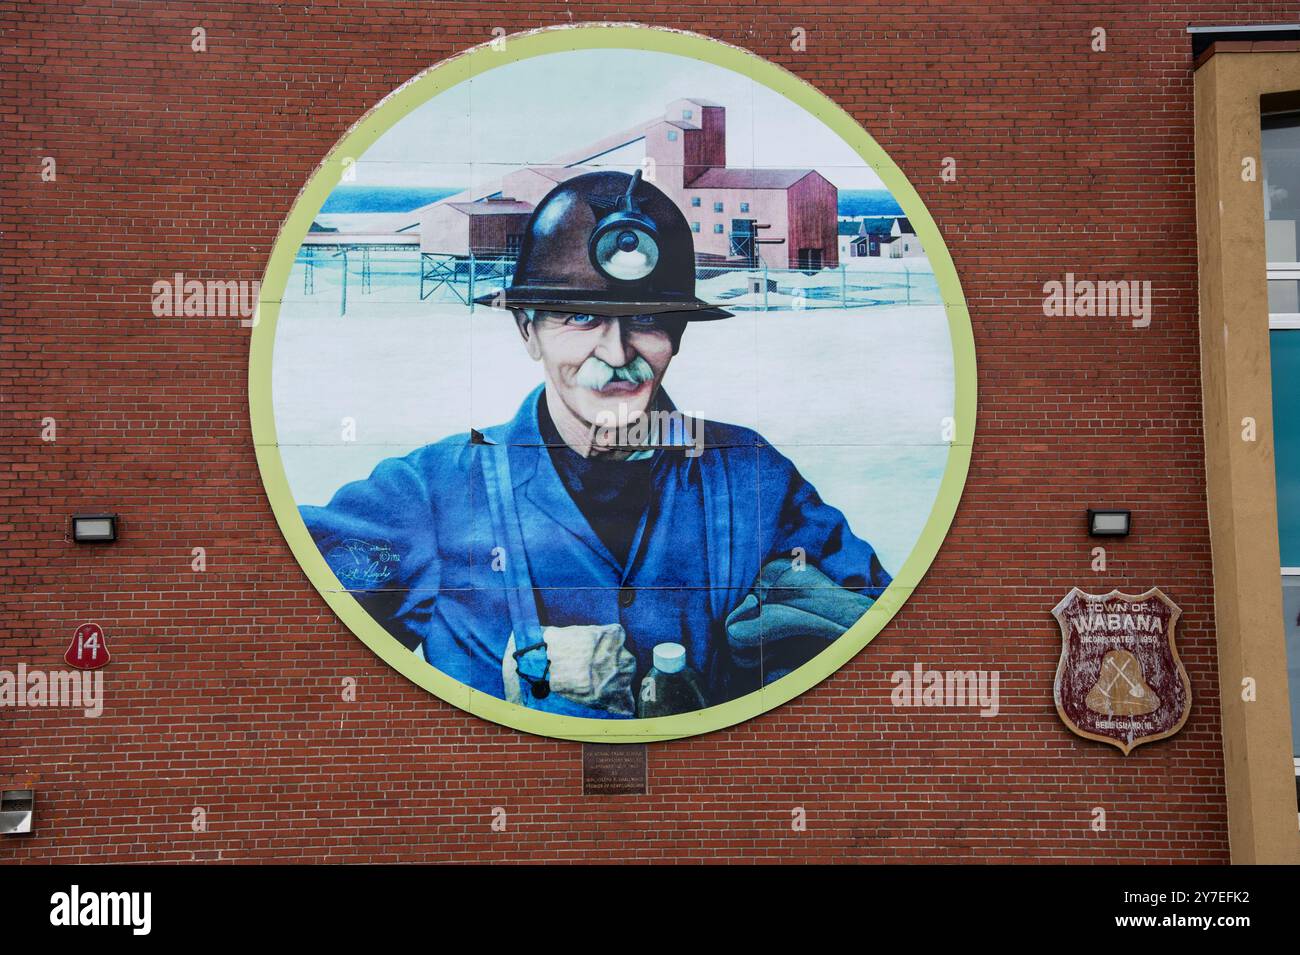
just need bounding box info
[329,538,401,587]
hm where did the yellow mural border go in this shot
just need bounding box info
[249,23,977,742]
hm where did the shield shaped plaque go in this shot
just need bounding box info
[1051,587,1190,755]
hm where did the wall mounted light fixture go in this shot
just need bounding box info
[0,790,33,835]
[71,514,117,543]
[1087,509,1131,537]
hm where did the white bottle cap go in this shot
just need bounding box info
[653,642,686,674]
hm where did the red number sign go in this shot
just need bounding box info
[64,623,111,670]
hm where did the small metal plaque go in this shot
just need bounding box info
[582,743,647,795]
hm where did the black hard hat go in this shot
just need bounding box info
[474,169,732,321]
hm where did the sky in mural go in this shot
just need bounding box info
[348,48,888,191]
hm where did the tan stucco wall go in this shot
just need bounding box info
[1195,48,1300,864]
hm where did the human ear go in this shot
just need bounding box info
[667,319,687,356]
[513,309,542,361]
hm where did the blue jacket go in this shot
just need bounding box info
[299,385,890,718]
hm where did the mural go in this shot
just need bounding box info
[251,26,976,740]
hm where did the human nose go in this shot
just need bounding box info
[591,317,636,367]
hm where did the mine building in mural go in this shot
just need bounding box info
[404,97,838,268]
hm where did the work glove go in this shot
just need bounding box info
[502,625,637,716]
[725,558,876,682]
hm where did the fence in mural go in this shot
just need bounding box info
[292,247,941,316]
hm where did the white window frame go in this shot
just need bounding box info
[1269,264,1300,326]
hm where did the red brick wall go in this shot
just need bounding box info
[2,1,1267,863]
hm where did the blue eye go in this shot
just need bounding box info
[627,315,659,328]
[565,314,600,326]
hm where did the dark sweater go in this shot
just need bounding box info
[537,398,655,568]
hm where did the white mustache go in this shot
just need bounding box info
[574,355,655,390]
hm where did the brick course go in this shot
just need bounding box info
[1,1,1265,863]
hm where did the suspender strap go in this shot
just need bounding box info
[699,443,731,623]
[479,439,550,699]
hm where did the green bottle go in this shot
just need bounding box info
[637,643,709,717]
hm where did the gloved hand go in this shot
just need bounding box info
[502,625,637,716]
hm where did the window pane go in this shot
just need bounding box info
[1263,116,1300,262]
[1269,278,1300,313]
[1279,578,1300,757]
[1271,329,1300,565]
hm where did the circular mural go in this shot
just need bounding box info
[250,24,976,742]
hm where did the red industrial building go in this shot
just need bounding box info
[413,97,838,268]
